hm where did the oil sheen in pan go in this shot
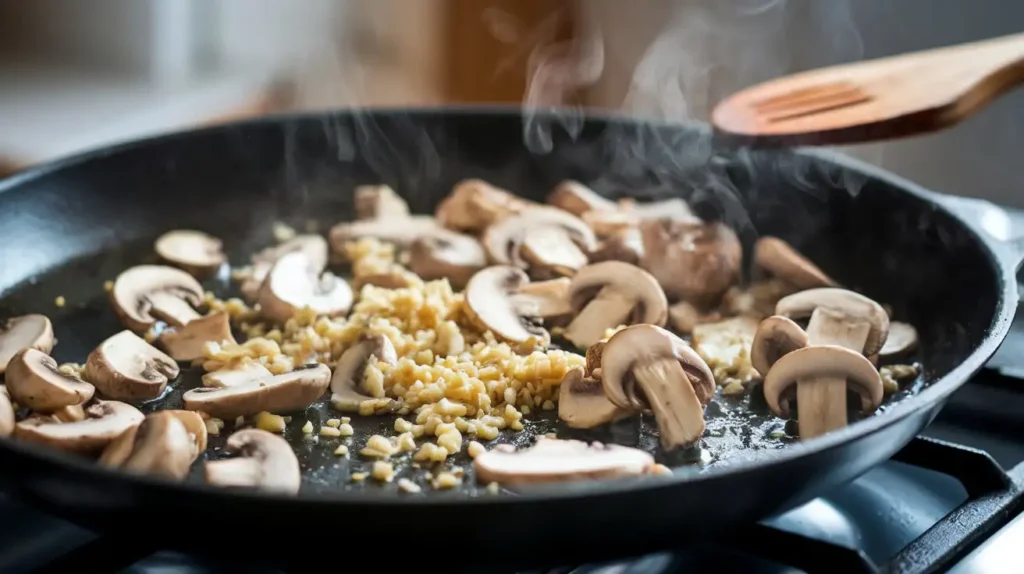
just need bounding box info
[0,235,927,496]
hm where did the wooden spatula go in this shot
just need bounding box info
[711,32,1024,146]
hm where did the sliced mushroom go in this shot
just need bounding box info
[558,367,631,429]
[751,316,809,377]
[154,230,226,278]
[880,321,918,358]
[773,288,890,438]
[329,215,441,254]
[463,267,571,344]
[111,265,204,331]
[99,409,206,467]
[754,237,836,289]
[0,314,55,375]
[473,437,655,486]
[203,360,274,388]
[14,400,144,454]
[601,324,715,450]
[204,428,300,494]
[54,403,85,423]
[85,330,180,402]
[763,345,884,421]
[547,180,617,216]
[482,207,597,268]
[639,220,742,304]
[519,226,589,279]
[158,311,235,362]
[354,184,410,220]
[258,251,353,323]
[436,179,535,233]
[0,386,14,437]
[589,227,644,265]
[182,363,331,419]
[5,348,95,411]
[330,335,398,412]
[242,234,329,301]
[408,230,487,288]
[563,261,668,349]
[115,412,195,480]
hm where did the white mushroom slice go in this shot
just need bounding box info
[753,236,836,290]
[182,363,331,419]
[436,179,535,233]
[204,429,300,494]
[154,230,226,278]
[601,324,716,449]
[750,316,808,377]
[85,330,180,402]
[482,207,597,267]
[118,411,195,480]
[763,345,884,421]
[100,409,206,468]
[880,321,919,358]
[511,278,573,321]
[0,386,14,437]
[111,265,204,331]
[519,226,589,278]
[773,288,890,438]
[639,219,742,304]
[558,367,630,429]
[408,230,487,288]
[5,348,95,411]
[0,314,55,375]
[158,311,235,362]
[242,234,329,301]
[463,267,569,344]
[473,437,654,486]
[589,227,644,265]
[563,261,668,350]
[330,335,397,412]
[546,180,617,216]
[258,251,353,323]
[14,400,144,455]
[354,184,410,220]
[203,361,274,388]
[329,215,441,253]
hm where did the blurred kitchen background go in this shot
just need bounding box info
[0,0,1021,206]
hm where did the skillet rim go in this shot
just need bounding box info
[0,105,1016,508]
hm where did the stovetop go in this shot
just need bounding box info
[5,199,1024,574]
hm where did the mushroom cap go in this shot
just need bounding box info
[519,226,589,278]
[753,236,836,290]
[762,344,884,419]
[154,230,226,277]
[5,348,96,411]
[776,288,890,356]
[546,180,617,216]
[331,334,398,399]
[880,321,918,358]
[111,265,204,331]
[568,261,668,326]
[354,184,410,220]
[0,386,14,437]
[14,400,144,454]
[329,215,440,253]
[435,179,533,232]
[85,330,180,402]
[408,230,487,288]
[204,428,301,494]
[120,411,195,480]
[601,324,715,410]
[0,314,55,375]
[509,277,573,321]
[258,251,353,323]
[182,363,331,420]
[473,437,654,486]
[165,409,208,456]
[482,206,597,266]
[158,311,236,362]
[557,367,631,429]
[750,315,809,377]
[463,266,549,344]
[639,220,742,303]
[243,234,329,301]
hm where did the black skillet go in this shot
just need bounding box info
[0,107,1021,569]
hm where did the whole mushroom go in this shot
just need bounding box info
[639,219,741,304]
[111,265,205,331]
[154,230,226,278]
[463,267,572,345]
[204,429,301,494]
[0,314,55,375]
[601,324,716,450]
[562,261,668,350]
[473,437,655,487]
[330,335,398,412]
[14,400,144,455]
[5,348,95,411]
[85,330,180,402]
[258,251,353,323]
[182,363,331,419]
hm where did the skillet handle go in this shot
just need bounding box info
[929,193,1024,275]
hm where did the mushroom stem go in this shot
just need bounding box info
[564,287,635,349]
[204,457,263,487]
[632,358,706,449]
[797,307,872,439]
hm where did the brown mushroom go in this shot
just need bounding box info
[588,227,644,265]
[204,428,301,494]
[354,184,410,220]
[99,409,206,468]
[563,261,668,349]
[880,321,918,358]
[258,251,353,322]
[330,335,398,412]
[111,265,204,331]
[0,386,14,437]
[14,400,144,455]
[773,288,890,438]
[5,348,95,411]
[601,324,715,449]
[580,198,700,236]
[546,180,617,216]
[463,267,572,345]
[242,234,329,301]
[85,330,180,402]
[639,220,742,304]
[158,311,235,362]
[182,363,331,419]
[558,367,631,429]
[408,230,487,288]
[435,179,535,233]
[329,215,441,254]
[482,207,597,270]
[472,437,655,487]
[750,316,809,377]
[116,412,195,480]
[154,230,226,278]
[753,236,836,289]
[0,314,55,375]
[762,345,884,422]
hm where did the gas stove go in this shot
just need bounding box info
[4,201,1024,574]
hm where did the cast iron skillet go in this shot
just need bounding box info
[0,107,1020,569]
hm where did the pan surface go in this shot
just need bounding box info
[0,107,1017,568]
